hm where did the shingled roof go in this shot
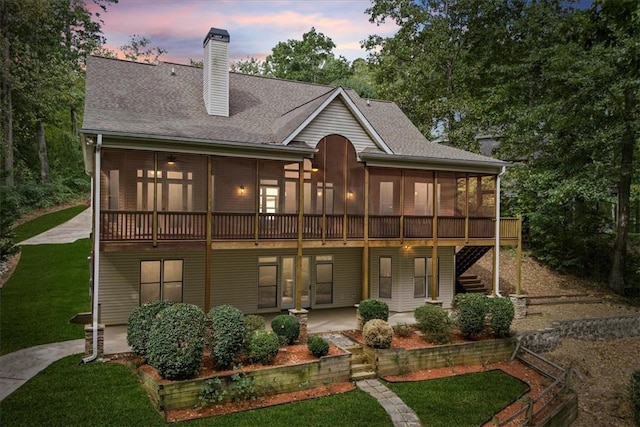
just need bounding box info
[82,56,506,168]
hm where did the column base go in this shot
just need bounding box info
[288,308,309,344]
[510,295,527,319]
[84,323,105,357]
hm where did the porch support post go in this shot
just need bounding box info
[493,166,506,296]
[295,160,304,311]
[205,157,212,313]
[399,170,405,243]
[430,171,439,301]
[152,152,158,246]
[464,174,469,243]
[362,167,370,300]
[254,160,259,244]
[343,138,348,243]
[516,214,522,295]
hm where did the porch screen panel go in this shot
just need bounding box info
[480,176,496,217]
[404,171,434,216]
[211,157,256,213]
[101,149,154,211]
[323,136,345,215]
[456,173,467,217]
[369,168,401,215]
[346,142,365,216]
[438,172,457,216]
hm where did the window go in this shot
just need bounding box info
[315,255,333,304]
[379,257,392,298]
[140,259,183,304]
[258,257,278,308]
[259,179,279,213]
[414,258,426,298]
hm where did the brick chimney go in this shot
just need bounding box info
[203,28,230,117]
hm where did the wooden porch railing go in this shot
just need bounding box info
[99,210,520,242]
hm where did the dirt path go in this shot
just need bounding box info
[470,251,639,426]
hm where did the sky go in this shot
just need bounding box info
[90,0,399,64]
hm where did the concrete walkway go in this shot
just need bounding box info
[357,379,422,427]
[0,340,83,401]
[19,208,91,245]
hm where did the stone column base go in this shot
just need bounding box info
[289,309,309,344]
[510,295,527,319]
[84,323,105,357]
[425,299,444,308]
[355,304,364,331]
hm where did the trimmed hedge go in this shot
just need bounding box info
[359,299,389,324]
[248,330,279,365]
[363,319,394,349]
[454,293,489,339]
[414,303,453,344]
[208,305,246,370]
[488,297,515,338]
[127,300,175,357]
[244,314,265,335]
[271,315,300,345]
[146,303,205,380]
[307,336,329,357]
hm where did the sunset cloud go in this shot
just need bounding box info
[87,0,398,64]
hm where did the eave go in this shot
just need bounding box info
[359,151,509,175]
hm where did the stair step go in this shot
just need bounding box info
[458,278,482,285]
[351,354,369,364]
[351,371,377,381]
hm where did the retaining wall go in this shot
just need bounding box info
[518,314,640,353]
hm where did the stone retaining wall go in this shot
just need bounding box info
[518,314,640,353]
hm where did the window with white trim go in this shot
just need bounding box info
[379,256,392,298]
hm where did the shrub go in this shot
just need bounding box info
[208,305,246,369]
[631,370,640,426]
[414,304,453,344]
[271,314,300,345]
[393,322,412,338]
[127,300,175,356]
[146,303,205,380]
[248,330,279,364]
[359,299,389,324]
[363,319,394,349]
[307,336,330,357]
[487,297,515,338]
[454,293,489,339]
[244,314,265,335]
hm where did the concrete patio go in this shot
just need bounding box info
[103,307,417,355]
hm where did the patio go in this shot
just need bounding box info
[102,307,417,355]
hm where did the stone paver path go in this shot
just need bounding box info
[19,208,91,245]
[357,379,422,427]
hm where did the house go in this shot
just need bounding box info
[80,28,521,330]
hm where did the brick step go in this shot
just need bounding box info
[351,371,377,381]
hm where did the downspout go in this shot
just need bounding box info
[494,166,506,297]
[82,134,102,364]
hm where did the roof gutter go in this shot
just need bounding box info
[81,134,102,364]
[80,129,317,161]
[359,151,509,174]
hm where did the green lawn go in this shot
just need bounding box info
[385,370,529,426]
[0,355,392,427]
[14,205,88,243]
[0,240,91,355]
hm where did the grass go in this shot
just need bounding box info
[0,240,91,355]
[1,355,392,427]
[13,204,87,243]
[385,369,529,426]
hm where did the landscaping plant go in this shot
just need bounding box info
[631,370,640,426]
[244,314,266,335]
[363,319,394,349]
[454,293,489,339]
[248,330,279,364]
[307,335,330,357]
[271,314,300,345]
[127,300,175,357]
[208,305,246,369]
[358,299,389,324]
[393,322,412,338]
[414,303,453,344]
[146,303,205,380]
[487,297,515,338]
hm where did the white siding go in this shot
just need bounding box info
[99,250,206,325]
[203,38,229,117]
[370,246,455,312]
[295,98,382,154]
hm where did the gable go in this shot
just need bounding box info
[294,98,387,155]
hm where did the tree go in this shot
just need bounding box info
[230,57,264,75]
[265,27,351,84]
[120,34,166,64]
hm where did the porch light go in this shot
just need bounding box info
[347,190,354,199]
[166,154,177,165]
[311,158,319,172]
[239,185,245,195]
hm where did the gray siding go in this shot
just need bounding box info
[296,98,383,154]
[370,246,455,312]
[210,247,362,313]
[99,250,206,325]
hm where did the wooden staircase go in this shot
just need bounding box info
[456,274,489,294]
[347,344,376,381]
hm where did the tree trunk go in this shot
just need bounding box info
[37,119,49,184]
[609,88,636,295]
[1,0,14,187]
